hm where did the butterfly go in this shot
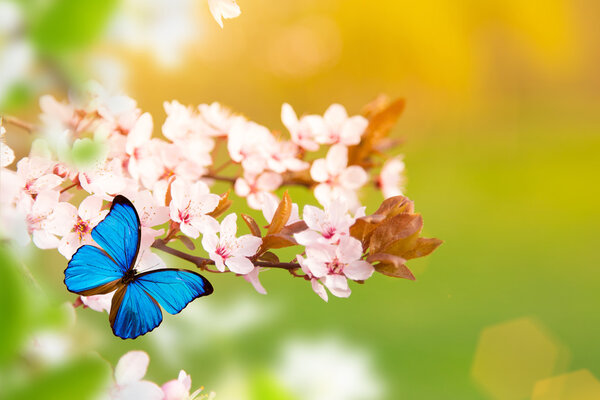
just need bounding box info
[64,195,213,339]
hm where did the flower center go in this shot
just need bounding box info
[322,224,336,239]
[326,258,345,275]
[216,245,231,259]
[73,217,91,239]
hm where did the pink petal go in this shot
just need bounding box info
[313,183,333,208]
[344,260,375,280]
[302,205,325,231]
[310,159,329,183]
[81,293,113,313]
[78,195,104,221]
[325,144,348,176]
[336,236,363,264]
[126,112,153,155]
[340,116,368,145]
[179,222,200,239]
[293,229,322,246]
[340,166,368,190]
[234,177,251,197]
[201,232,219,253]
[324,103,348,127]
[235,235,262,257]
[243,267,267,295]
[116,380,164,400]
[115,351,150,385]
[281,103,298,130]
[324,274,351,298]
[311,278,328,302]
[162,379,189,400]
[32,230,59,249]
[220,213,238,239]
[226,256,254,274]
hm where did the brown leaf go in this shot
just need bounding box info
[267,191,292,236]
[402,237,443,260]
[349,218,379,250]
[261,233,297,251]
[177,235,196,250]
[280,220,308,236]
[349,98,406,165]
[241,213,262,237]
[164,175,176,207]
[259,251,280,263]
[208,190,232,219]
[367,253,415,280]
[373,196,414,218]
[369,213,423,254]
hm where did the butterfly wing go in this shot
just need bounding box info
[64,245,123,295]
[110,282,163,339]
[134,269,214,315]
[91,195,140,272]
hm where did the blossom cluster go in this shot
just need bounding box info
[107,350,214,400]
[0,84,440,307]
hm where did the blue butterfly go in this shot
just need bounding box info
[64,195,213,339]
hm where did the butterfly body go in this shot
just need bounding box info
[64,195,213,339]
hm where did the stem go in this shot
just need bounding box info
[203,173,236,184]
[2,116,34,133]
[60,182,79,193]
[151,239,301,271]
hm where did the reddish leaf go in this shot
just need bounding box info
[367,253,415,280]
[261,233,297,251]
[280,220,308,236]
[241,213,262,237]
[267,191,292,236]
[373,196,414,218]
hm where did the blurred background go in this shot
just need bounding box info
[1,0,600,398]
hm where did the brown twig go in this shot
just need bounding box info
[151,239,301,271]
[2,115,34,133]
[60,182,79,193]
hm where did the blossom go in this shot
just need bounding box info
[198,101,241,137]
[227,120,274,174]
[128,189,171,248]
[294,200,365,246]
[316,103,368,146]
[16,156,63,195]
[281,103,323,151]
[234,172,282,210]
[378,156,406,198]
[125,112,154,180]
[80,293,113,313]
[78,158,129,200]
[208,0,241,28]
[310,144,368,211]
[201,213,262,274]
[57,195,108,258]
[162,370,211,400]
[169,178,220,238]
[1,122,15,167]
[261,195,300,226]
[297,236,373,300]
[109,351,164,400]
[25,190,74,249]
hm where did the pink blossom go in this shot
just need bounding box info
[25,190,74,249]
[16,157,63,195]
[169,178,220,238]
[281,103,323,151]
[310,144,368,211]
[260,195,300,226]
[109,351,163,400]
[208,0,241,28]
[78,158,129,200]
[227,120,274,174]
[128,189,171,248]
[125,112,154,180]
[162,100,206,142]
[80,293,113,313]
[58,195,108,258]
[198,101,242,137]
[201,213,262,274]
[294,200,365,247]
[234,172,282,210]
[162,370,209,400]
[266,140,309,174]
[297,236,373,300]
[1,123,15,167]
[87,82,141,135]
[378,156,406,198]
[316,104,368,146]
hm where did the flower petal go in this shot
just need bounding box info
[115,351,150,385]
[225,256,254,274]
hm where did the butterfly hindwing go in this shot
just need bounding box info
[134,269,214,315]
[110,282,163,339]
[91,195,140,272]
[64,245,123,295]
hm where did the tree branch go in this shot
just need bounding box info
[151,239,301,271]
[2,115,34,133]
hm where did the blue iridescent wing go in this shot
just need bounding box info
[110,282,163,339]
[91,195,140,272]
[64,245,123,295]
[135,269,213,314]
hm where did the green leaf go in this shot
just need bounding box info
[30,0,118,54]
